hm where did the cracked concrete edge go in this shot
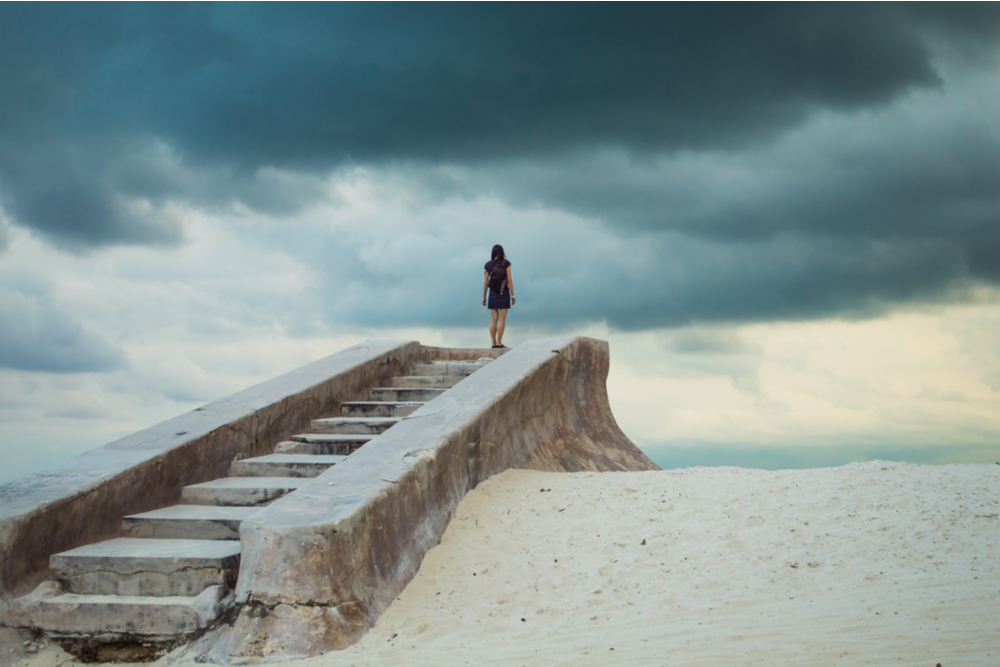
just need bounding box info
[0,340,421,599]
[0,582,232,639]
[194,598,371,664]
[417,345,507,362]
[206,337,657,663]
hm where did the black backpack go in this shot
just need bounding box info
[488,260,507,292]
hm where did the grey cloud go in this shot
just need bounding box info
[556,234,971,330]
[5,180,183,251]
[1,3,998,335]
[255,93,997,334]
[667,330,758,356]
[1,4,998,248]
[656,329,763,397]
[402,79,1000,328]
[0,135,332,251]
[295,119,996,333]
[0,288,126,373]
[473,104,1000,245]
[308,221,975,332]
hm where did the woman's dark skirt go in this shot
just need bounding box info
[488,289,511,310]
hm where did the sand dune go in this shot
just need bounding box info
[10,462,999,666]
[332,463,1000,666]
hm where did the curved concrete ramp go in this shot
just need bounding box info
[205,337,656,662]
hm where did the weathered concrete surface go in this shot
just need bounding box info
[122,506,258,540]
[229,454,345,478]
[309,417,399,434]
[417,345,505,362]
[412,361,488,376]
[368,387,445,402]
[181,478,307,507]
[0,340,419,598]
[0,580,227,639]
[289,433,373,446]
[50,538,240,597]
[206,337,656,662]
[340,401,422,417]
[390,375,463,388]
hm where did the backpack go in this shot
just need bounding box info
[488,260,507,292]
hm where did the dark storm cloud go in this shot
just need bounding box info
[333,229,970,332]
[478,118,1000,248]
[2,3,998,248]
[310,70,1000,332]
[1,3,999,336]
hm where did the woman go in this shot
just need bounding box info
[482,244,516,349]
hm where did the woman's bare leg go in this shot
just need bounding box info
[496,309,508,346]
[490,309,499,346]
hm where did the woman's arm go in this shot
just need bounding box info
[483,269,489,306]
[506,266,516,305]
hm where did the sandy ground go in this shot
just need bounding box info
[6,462,999,666]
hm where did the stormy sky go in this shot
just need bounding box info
[2,4,1000,483]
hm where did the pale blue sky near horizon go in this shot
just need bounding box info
[642,443,1000,471]
[2,5,1000,486]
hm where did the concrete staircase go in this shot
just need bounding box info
[4,359,488,648]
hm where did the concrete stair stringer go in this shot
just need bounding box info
[0,338,653,662]
[0,340,421,598]
[207,336,657,663]
[0,342,501,653]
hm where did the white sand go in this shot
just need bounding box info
[10,462,1000,666]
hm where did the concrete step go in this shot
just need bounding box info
[0,580,227,640]
[309,416,399,434]
[229,453,345,478]
[369,387,445,402]
[122,505,257,541]
[275,433,372,456]
[50,538,240,597]
[341,401,423,417]
[413,360,489,376]
[181,477,307,506]
[391,375,464,389]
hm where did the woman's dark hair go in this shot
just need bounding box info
[491,244,505,264]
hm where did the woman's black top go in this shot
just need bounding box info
[485,259,512,294]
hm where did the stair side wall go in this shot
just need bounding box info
[0,340,420,598]
[207,336,658,662]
